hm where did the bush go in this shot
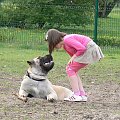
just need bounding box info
[0,33,14,43]
[98,36,120,47]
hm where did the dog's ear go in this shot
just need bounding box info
[27,60,34,65]
[37,56,41,59]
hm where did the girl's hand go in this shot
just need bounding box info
[68,54,77,64]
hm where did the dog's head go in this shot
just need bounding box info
[27,54,54,74]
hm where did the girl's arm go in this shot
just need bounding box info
[64,38,87,56]
[64,38,87,64]
[68,54,77,64]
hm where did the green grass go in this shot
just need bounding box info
[0,7,119,84]
[0,46,120,84]
[0,46,48,76]
[0,27,46,49]
[0,27,45,42]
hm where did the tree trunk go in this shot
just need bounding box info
[98,0,118,18]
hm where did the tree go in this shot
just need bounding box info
[98,0,119,18]
[0,0,94,28]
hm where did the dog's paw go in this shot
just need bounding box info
[47,95,57,102]
[19,96,28,102]
[48,98,56,102]
[13,93,28,102]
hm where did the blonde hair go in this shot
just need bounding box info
[45,29,66,54]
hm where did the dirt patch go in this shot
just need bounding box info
[0,74,120,120]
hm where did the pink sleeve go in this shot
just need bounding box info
[64,38,86,56]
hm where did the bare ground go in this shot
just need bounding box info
[0,73,120,120]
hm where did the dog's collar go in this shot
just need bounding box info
[26,71,46,81]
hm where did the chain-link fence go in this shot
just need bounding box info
[97,5,120,53]
[0,2,120,53]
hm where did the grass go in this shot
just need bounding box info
[0,7,120,84]
[0,46,48,76]
[0,7,120,120]
[0,45,120,84]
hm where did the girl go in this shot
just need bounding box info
[45,29,104,102]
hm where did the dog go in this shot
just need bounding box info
[15,54,73,102]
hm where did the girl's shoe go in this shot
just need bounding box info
[64,94,83,102]
[79,91,87,102]
[81,95,87,102]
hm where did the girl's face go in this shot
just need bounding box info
[55,41,64,49]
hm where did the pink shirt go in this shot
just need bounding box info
[63,34,91,57]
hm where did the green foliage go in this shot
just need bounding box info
[0,31,14,42]
[0,46,120,83]
[0,0,93,29]
[98,36,120,47]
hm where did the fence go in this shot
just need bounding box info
[0,2,120,53]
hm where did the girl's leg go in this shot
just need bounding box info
[76,73,86,96]
[66,62,87,96]
[77,73,88,101]
[65,73,82,101]
[68,74,80,95]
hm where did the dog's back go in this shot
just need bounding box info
[52,85,72,100]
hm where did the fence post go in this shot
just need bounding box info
[94,0,98,43]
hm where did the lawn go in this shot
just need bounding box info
[0,45,120,84]
[0,46,120,120]
[0,7,120,120]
